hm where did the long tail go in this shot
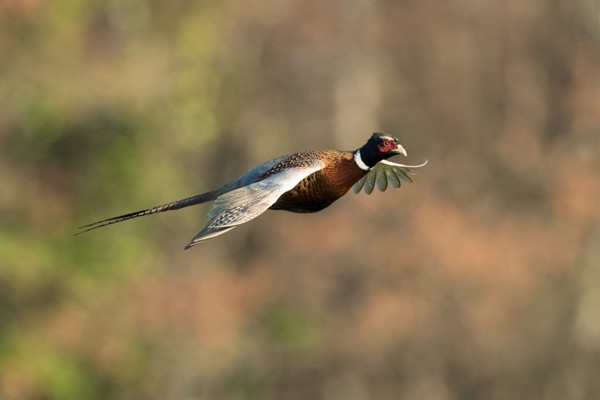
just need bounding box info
[75,190,219,235]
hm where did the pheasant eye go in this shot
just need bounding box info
[379,140,393,151]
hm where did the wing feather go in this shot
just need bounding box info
[376,167,388,192]
[385,168,401,189]
[353,175,367,194]
[364,168,377,194]
[353,159,428,195]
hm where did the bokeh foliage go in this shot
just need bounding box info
[0,0,598,399]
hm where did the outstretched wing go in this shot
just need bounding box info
[353,159,428,195]
[185,162,324,248]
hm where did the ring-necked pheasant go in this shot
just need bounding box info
[77,133,427,249]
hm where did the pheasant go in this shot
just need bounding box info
[77,133,427,249]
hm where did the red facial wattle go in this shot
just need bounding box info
[379,140,396,152]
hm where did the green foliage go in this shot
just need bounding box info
[259,302,323,355]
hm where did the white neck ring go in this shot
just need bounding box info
[354,150,370,171]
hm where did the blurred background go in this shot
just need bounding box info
[1,0,598,399]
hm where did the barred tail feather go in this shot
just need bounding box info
[75,190,219,235]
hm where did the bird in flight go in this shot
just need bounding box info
[77,133,427,249]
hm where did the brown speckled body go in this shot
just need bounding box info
[270,150,367,212]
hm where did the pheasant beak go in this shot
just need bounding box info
[392,143,407,157]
